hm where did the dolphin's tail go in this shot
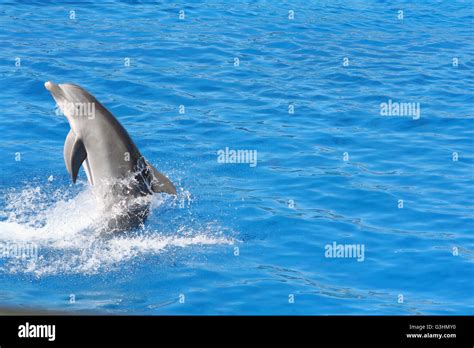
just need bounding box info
[136,158,176,195]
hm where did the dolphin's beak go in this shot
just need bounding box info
[44,81,67,104]
[45,81,70,120]
[44,81,54,91]
[45,81,61,94]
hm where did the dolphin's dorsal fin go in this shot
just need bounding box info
[144,159,177,195]
[64,130,87,184]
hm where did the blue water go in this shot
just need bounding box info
[0,1,473,315]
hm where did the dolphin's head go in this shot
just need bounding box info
[45,81,97,133]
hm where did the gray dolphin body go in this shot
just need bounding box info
[45,81,176,231]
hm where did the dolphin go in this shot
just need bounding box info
[44,81,176,231]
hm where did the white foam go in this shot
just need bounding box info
[0,183,233,276]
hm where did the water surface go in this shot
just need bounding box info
[0,1,473,314]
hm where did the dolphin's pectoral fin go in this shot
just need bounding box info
[144,160,177,195]
[64,130,87,184]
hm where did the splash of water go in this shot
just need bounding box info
[0,181,233,277]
